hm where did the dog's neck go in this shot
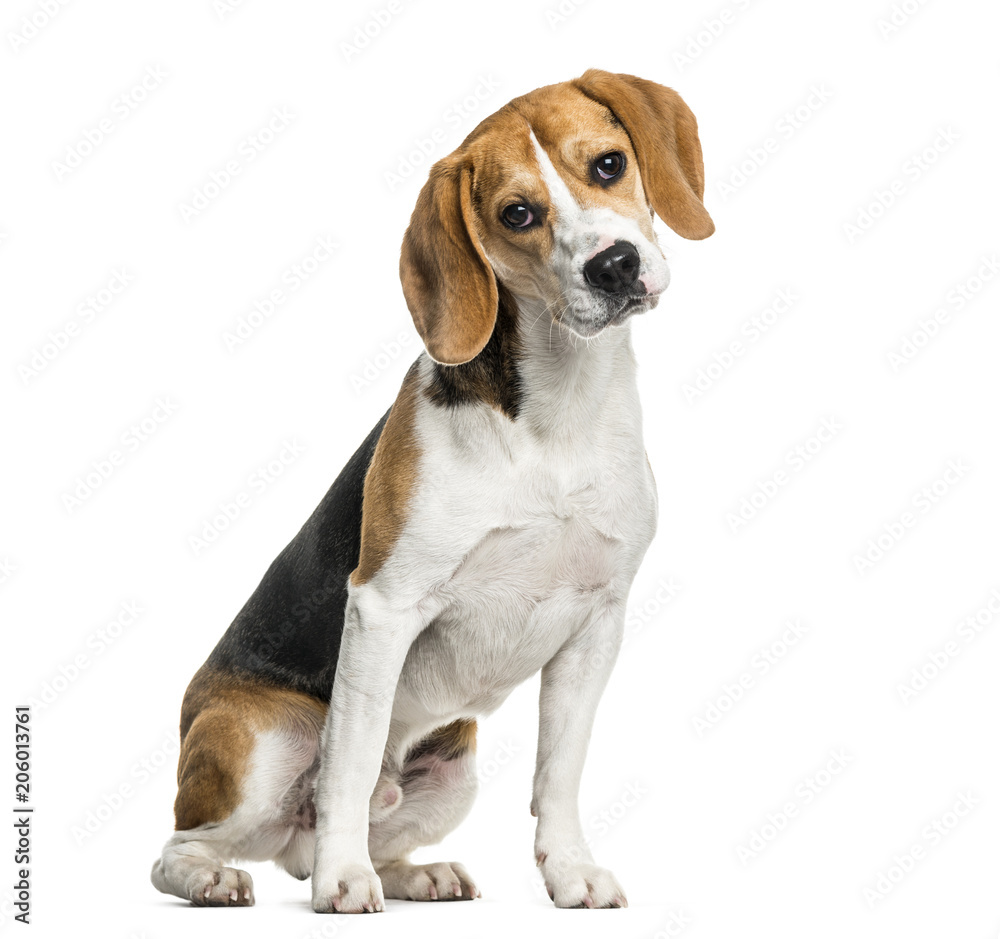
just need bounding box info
[423,286,644,449]
[513,292,644,448]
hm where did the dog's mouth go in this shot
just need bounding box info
[603,280,667,319]
[555,290,659,338]
[611,292,656,319]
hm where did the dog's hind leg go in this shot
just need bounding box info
[369,719,482,901]
[150,667,326,906]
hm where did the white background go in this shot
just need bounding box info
[2,0,999,937]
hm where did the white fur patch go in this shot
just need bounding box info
[527,130,671,335]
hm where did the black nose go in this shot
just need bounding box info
[583,241,641,295]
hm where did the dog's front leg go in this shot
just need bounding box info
[532,601,629,909]
[311,585,424,913]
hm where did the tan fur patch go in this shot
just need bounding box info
[350,364,422,586]
[399,71,710,371]
[572,69,714,239]
[455,79,693,303]
[399,158,499,366]
[461,108,556,303]
[410,719,478,761]
[519,88,655,239]
[173,665,326,831]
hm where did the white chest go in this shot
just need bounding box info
[389,326,657,729]
[395,434,656,722]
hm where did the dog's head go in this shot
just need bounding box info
[400,69,714,365]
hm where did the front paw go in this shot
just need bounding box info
[541,858,627,909]
[312,863,384,913]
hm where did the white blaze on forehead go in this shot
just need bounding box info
[529,129,585,229]
[527,128,653,261]
[526,126,671,301]
[528,128,616,271]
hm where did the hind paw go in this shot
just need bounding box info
[378,860,480,901]
[187,866,254,907]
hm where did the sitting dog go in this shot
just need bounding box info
[151,68,714,913]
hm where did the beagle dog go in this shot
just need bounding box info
[151,68,713,913]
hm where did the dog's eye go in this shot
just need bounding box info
[592,151,626,184]
[501,203,535,229]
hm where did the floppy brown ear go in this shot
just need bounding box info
[574,69,715,240]
[399,157,499,366]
